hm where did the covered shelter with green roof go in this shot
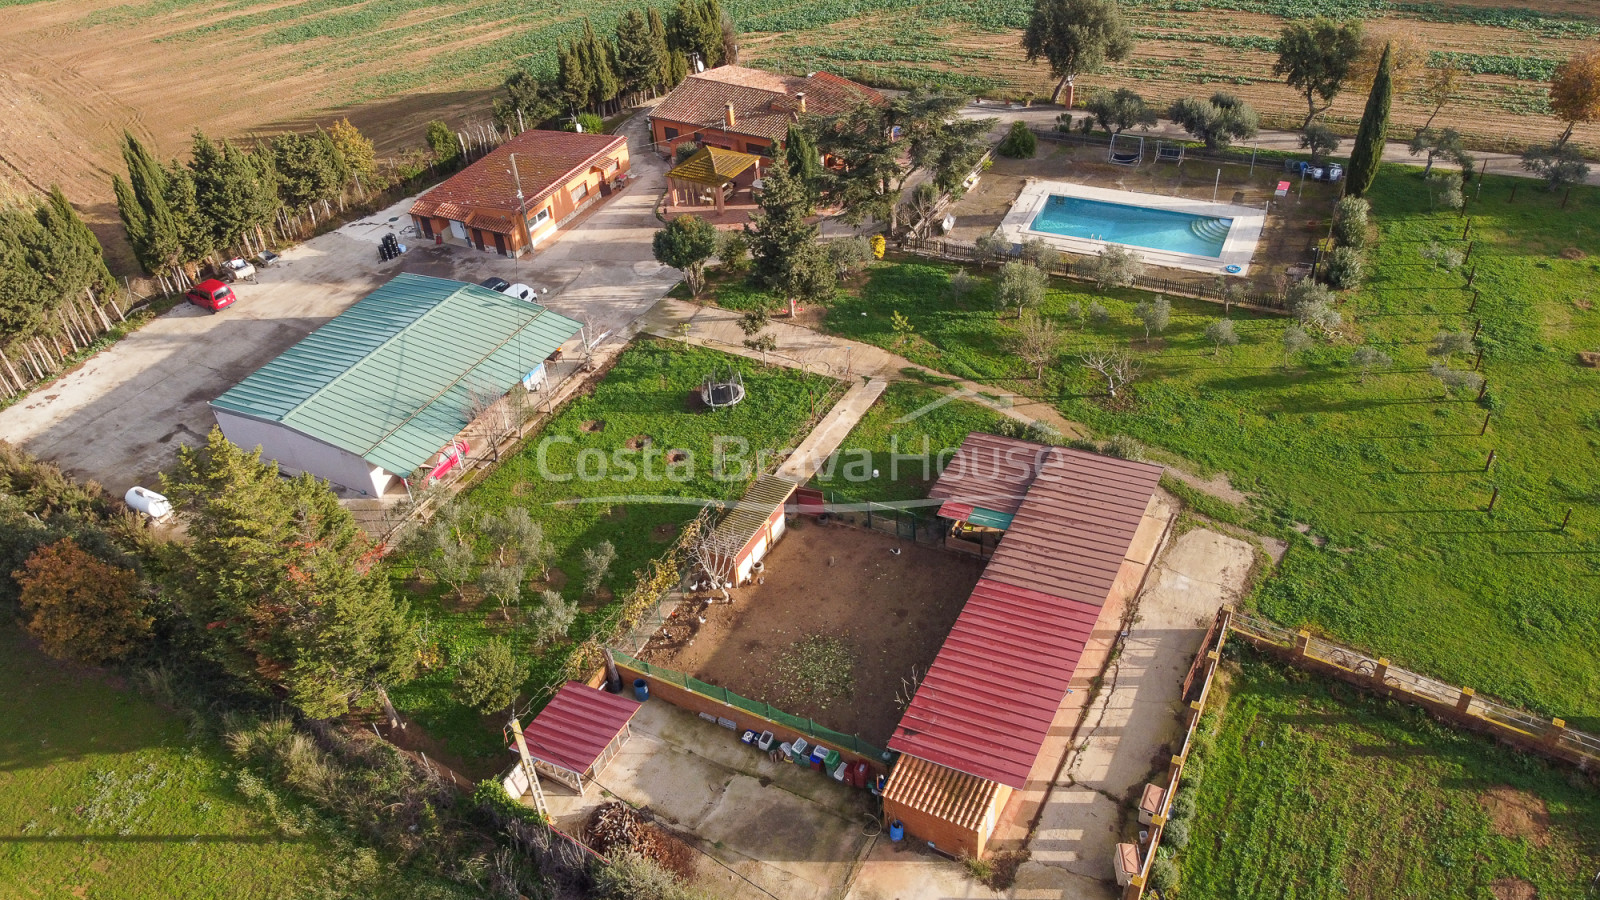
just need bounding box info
[666,146,765,212]
[211,273,582,497]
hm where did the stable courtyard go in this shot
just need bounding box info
[641,518,983,748]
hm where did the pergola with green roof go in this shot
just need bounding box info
[211,273,582,496]
[666,146,764,212]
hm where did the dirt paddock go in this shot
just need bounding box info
[641,518,983,748]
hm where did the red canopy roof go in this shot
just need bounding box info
[928,432,1052,519]
[892,441,1163,788]
[520,682,640,775]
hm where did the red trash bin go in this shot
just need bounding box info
[851,761,869,788]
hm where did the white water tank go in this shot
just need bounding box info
[124,486,173,521]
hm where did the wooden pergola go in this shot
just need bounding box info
[666,146,763,212]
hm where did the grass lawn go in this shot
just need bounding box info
[390,338,842,765]
[0,628,331,900]
[810,380,1011,505]
[817,167,1600,727]
[1176,647,1600,900]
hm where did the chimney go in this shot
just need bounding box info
[724,102,736,128]
[796,92,807,114]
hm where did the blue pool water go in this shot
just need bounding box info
[1029,195,1233,258]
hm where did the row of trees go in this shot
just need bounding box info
[114,120,377,284]
[493,0,734,130]
[0,187,117,358]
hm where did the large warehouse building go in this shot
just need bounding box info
[211,274,582,496]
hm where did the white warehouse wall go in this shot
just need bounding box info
[213,409,395,496]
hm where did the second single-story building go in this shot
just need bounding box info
[409,130,630,256]
[648,65,882,159]
[211,274,582,496]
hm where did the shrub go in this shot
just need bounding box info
[473,778,548,827]
[1019,237,1059,270]
[1332,196,1369,248]
[996,260,1048,317]
[574,112,606,135]
[1522,142,1591,190]
[997,121,1037,158]
[1087,301,1111,326]
[1162,817,1191,850]
[717,232,751,274]
[827,236,873,281]
[1148,854,1180,895]
[1431,362,1484,395]
[455,638,528,714]
[1169,789,1197,823]
[1102,434,1147,460]
[1324,246,1365,290]
[15,537,148,664]
[592,850,710,900]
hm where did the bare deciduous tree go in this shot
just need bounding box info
[689,514,743,603]
[1016,312,1061,380]
[1080,351,1139,397]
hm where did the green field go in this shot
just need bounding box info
[1175,647,1600,899]
[820,167,1600,728]
[0,628,334,900]
[390,339,840,764]
[811,380,1011,505]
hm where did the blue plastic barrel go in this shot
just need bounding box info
[633,678,649,702]
[889,820,905,842]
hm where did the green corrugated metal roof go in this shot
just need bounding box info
[212,273,582,475]
[967,507,1015,530]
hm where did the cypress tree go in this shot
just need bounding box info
[37,186,115,303]
[614,9,660,99]
[0,206,51,342]
[647,8,673,90]
[556,40,593,113]
[667,49,689,89]
[784,122,823,211]
[579,20,619,111]
[1345,42,1392,199]
[697,0,725,67]
[119,133,182,275]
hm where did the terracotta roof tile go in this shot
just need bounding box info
[650,65,883,144]
[410,130,626,223]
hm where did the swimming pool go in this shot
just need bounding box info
[1029,195,1234,258]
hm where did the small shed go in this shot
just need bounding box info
[703,474,796,586]
[516,682,640,794]
[666,146,764,212]
[882,754,1010,859]
[1114,842,1143,887]
[1138,782,1166,825]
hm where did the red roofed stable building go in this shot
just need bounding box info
[648,65,883,159]
[882,433,1170,858]
[409,130,630,257]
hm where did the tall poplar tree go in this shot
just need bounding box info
[1345,41,1392,199]
[614,8,661,99]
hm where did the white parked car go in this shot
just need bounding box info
[222,257,257,283]
[505,283,543,302]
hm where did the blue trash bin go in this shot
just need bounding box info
[633,678,649,702]
[889,820,905,842]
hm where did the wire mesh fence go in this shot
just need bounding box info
[613,651,890,761]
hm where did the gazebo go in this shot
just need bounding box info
[666,146,764,212]
[512,681,640,794]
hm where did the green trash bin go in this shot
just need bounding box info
[823,749,841,770]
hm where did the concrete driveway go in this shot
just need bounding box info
[0,110,677,496]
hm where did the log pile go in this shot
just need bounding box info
[585,802,696,878]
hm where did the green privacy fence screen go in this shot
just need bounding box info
[614,651,890,761]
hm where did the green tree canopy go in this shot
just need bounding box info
[160,429,419,719]
[493,71,561,131]
[1168,93,1259,150]
[652,214,720,296]
[647,9,675,90]
[783,122,823,207]
[115,132,182,276]
[745,166,832,316]
[426,120,460,168]
[1083,87,1156,135]
[1021,0,1133,107]
[1274,18,1363,130]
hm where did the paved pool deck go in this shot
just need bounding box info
[995,180,1266,277]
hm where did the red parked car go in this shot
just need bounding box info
[186,278,236,312]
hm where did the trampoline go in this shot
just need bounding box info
[700,368,747,409]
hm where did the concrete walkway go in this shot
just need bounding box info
[639,298,1086,440]
[774,377,888,484]
[1014,528,1253,891]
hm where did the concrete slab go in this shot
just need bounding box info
[775,377,888,483]
[1019,527,1254,886]
[540,699,875,900]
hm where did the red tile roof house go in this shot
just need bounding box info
[409,130,630,257]
[647,65,883,159]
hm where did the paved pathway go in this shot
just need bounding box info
[638,297,1086,440]
[773,377,888,484]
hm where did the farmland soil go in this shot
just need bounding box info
[641,517,983,747]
